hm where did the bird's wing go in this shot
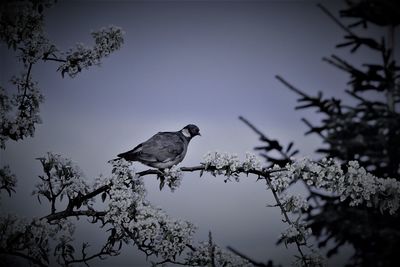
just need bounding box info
[139,132,185,163]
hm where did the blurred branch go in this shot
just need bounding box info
[318,4,383,53]
[209,232,216,267]
[0,250,47,267]
[275,75,308,98]
[301,118,327,140]
[276,75,342,115]
[317,3,355,37]
[227,246,273,267]
[239,116,298,166]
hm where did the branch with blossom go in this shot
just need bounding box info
[0,153,252,266]
[0,0,125,149]
[0,165,17,197]
[2,149,399,266]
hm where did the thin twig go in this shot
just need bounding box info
[239,116,309,266]
[227,246,271,267]
[263,175,309,267]
[275,75,308,98]
[209,231,216,267]
[18,62,33,111]
[239,116,290,160]
[317,4,355,37]
[44,210,107,222]
[301,118,327,140]
[42,55,67,63]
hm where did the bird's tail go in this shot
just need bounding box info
[117,152,126,158]
[108,152,130,163]
[116,150,138,161]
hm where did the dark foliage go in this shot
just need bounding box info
[244,1,400,266]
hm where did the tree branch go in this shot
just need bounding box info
[18,63,33,111]
[263,174,309,267]
[64,243,119,266]
[0,250,47,267]
[239,116,293,161]
[275,75,308,98]
[317,4,355,37]
[44,210,107,222]
[68,164,284,211]
[227,246,271,267]
[42,55,67,63]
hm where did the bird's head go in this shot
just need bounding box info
[181,124,201,139]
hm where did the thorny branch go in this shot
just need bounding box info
[239,116,310,267]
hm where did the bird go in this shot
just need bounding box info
[117,124,200,169]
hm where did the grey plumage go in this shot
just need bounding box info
[117,124,200,169]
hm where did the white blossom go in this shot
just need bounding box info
[0,74,44,148]
[0,1,51,50]
[279,222,311,246]
[242,152,262,171]
[293,249,326,267]
[203,151,263,179]
[280,194,309,213]
[163,165,184,191]
[58,26,124,78]
[104,159,196,260]
[0,214,75,264]
[272,157,400,215]
[269,163,294,193]
[0,165,17,197]
[33,152,90,203]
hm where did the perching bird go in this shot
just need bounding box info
[117,124,200,169]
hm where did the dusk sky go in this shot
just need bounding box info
[1,0,392,266]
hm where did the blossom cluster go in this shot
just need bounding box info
[279,222,312,247]
[92,26,125,58]
[243,152,263,171]
[104,159,196,260]
[163,165,184,191]
[280,194,309,213]
[129,202,196,260]
[0,74,44,149]
[0,214,75,265]
[271,157,400,214]
[293,250,325,267]
[186,241,252,267]
[0,1,47,50]
[104,159,142,226]
[18,33,55,66]
[1,2,125,150]
[0,87,11,148]
[203,151,262,178]
[0,0,56,66]
[0,165,17,197]
[1,2,48,149]
[33,152,90,203]
[58,26,124,78]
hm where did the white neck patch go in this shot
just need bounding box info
[182,128,191,138]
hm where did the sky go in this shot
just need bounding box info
[1,0,393,266]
